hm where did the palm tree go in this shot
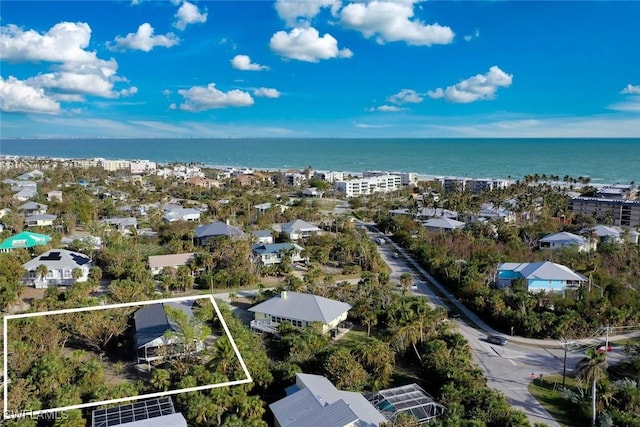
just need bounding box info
[575,348,608,427]
[35,264,49,287]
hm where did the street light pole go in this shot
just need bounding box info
[562,338,568,389]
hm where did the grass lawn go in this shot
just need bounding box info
[528,374,586,427]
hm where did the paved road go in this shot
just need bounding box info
[368,226,568,427]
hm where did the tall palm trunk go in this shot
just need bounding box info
[591,378,596,427]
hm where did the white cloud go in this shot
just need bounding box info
[174,1,208,30]
[608,98,640,113]
[275,0,340,27]
[270,26,353,62]
[178,83,254,111]
[389,88,423,104]
[464,29,480,42]
[109,23,179,52]
[428,66,513,103]
[0,22,97,63]
[253,87,281,98]
[0,76,60,113]
[339,0,454,46]
[370,105,404,112]
[231,55,269,71]
[621,84,640,95]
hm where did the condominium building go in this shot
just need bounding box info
[101,159,131,171]
[335,174,402,197]
[438,177,509,194]
[569,197,640,227]
[363,170,418,186]
[313,170,345,183]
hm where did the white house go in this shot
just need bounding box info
[249,291,351,334]
[252,243,304,266]
[278,219,321,240]
[148,253,196,276]
[539,231,596,252]
[22,249,93,288]
[423,217,466,232]
[252,230,274,245]
[163,207,201,223]
[25,214,57,227]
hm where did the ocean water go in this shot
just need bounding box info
[1,138,638,184]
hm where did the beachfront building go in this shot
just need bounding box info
[22,249,92,288]
[270,373,387,427]
[569,197,640,228]
[363,170,418,186]
[313,170,344,183]
[539,231,596,252]
[101,159,131,172]
[249,291,351,335]
[91,397,187,427]
[0,231,51,253]
[129,160,157,174]
[436,177,509,194]
[496,261,588,293]
[335,174,402,198]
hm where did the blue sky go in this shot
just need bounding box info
[1,0,639,138]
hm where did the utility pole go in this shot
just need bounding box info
[562,338,568,389]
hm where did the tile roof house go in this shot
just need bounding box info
[91,397,187,427]
[539,231,596,252]
[252,243,304,266]
[148,253,196,276]
[194,221,246,246]
[496,261,588,293]
[22,249,92,288]
[134,301,204,363]
[249,291,351,334]
[0,231,51,253]
[270,373,387,427]
[277,219,321,240]
[24,213,57,227]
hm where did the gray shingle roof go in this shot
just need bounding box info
[134,301,195,348]
[423,217,465,229]
[23,249,91,271]
[195,221,244,238]
[539,231,587,245]
[281,219,320,234]
[248,291,351,324]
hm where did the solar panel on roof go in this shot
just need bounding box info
[40,251,62,261]
[91,397,178,427]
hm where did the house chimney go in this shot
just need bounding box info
[281,291,287,299]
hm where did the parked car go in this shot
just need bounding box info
[410,283,419,291]
[596,342,612,353]
[392,252,400,259]
[486,335,508,346]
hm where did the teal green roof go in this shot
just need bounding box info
[0,231,51,250]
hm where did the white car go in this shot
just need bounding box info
[410,283,419,291]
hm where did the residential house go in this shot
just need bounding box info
[252,230,274,245]
[91,397,187,427]
[423,217,466,232]
[301,187,324,198]
[18,201,48,215]
[101,217,138,233]
[148,253,196,276]
[582,224,640,245]
[185,177,220,189]
[163,206,201,223]
[22,249,92,288]
[496,261,588,293]
[252,243,304,266]
[134,301,204,363]
[0,231,51,253]
[539,231,596,252]
[249,291,351,334]
[12,187,37,201]
[471,203,517,223]
[235,174,257,187]
[25,213,57,227]
[278,219,321,240]
[18,170,44,181]
[46,190,63,202]
[194,221,246,246]
[270,373,387,427]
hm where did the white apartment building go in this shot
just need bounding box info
[101,159,131,171]
[130,160,157,174]
[336,174,402,197]
[363,170,418,186]
[313,170,345,183]
[438,177,509,194]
